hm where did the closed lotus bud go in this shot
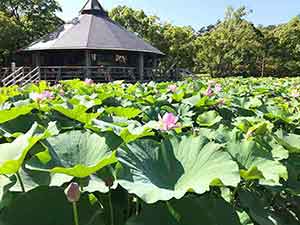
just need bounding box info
[65,182,81,203]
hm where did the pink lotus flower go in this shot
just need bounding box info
[84,78,94,85]
[42,91,54,99]
[30,91,54,102]
[291,89,299,98]
[215,83,222,93]
[159,113,179,131]
[65,182,81,203]
[204,86,214,97]
[167,84,177,93]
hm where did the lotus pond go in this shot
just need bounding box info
[0,77,299,225]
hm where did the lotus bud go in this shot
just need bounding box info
[65,182,81,203]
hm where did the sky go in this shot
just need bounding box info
[57,0,300,30]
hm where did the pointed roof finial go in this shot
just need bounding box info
[80,0,108,16]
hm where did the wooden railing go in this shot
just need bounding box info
[2,67,39,87]
[39,66,139,83]
[19,67,40,86]
[0,67,11,80]
[0,65,181,86]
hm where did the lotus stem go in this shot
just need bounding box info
[72,202,80,225]
[127,194,131,218]
[16,171,25,193]
[135,198,139,216]
[108,190,114,225]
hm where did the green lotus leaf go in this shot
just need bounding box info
[117,135,240,203]
[120,124,154,143]
[182,94,201,106]
[237,211,254,225]
[0,186,105,225]
[274,129,300,153]
[227,139,288,185]
[9,167,73,192]
[285,154,300,194]
[239,190,299,225]
[196,110,222,127]
[0,104,35,124]
[126,194,241,225]
[244,97,262,109]
[91,119,153,143]
[0,175,13,201]
[0,122,58,175]
[28,130,117,178]
[53,104,100,124]
[105,107,142,119]
[82,174,117,194]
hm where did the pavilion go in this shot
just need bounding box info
[14,0,164,83]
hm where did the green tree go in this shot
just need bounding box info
[273,17,300,75]
[110,6,197,72]
[0,12,22,64]
[195,6,264,77]
[0,0,62,64]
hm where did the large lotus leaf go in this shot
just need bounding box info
[274,129,300,153]
[244,97,262,109]
[234,117,273,135]
[126,194,241,225]
[0,175,13,201]
[105,107,142,119]
[237,211,254,225]
[226,139,288,185]
[0,114,41,137]
[0,104,35,124]
[91,119,154,143]
[264,106,293,123]
[28,130,117,178]
[196,110,222,127]
[70,94,100,108]
[239,190,300,225]
[117,135,240,203]
[53,104,100,124]
[81,166,119,193]
[285,154,300,194]
[0,122,58,175]
[182,94,201,106]
[120,124,154,143]
[9,167,73,192]
[0,186,105,225]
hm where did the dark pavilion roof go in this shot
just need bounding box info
[22,0,164,55]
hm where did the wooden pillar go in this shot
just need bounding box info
[85,50,91,78]
[32,52,40,67]
[154,58,159,68]
[138,53,144,81]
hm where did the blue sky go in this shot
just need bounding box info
[57,0,299,30]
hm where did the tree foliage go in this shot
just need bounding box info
[195,7,264,77]
[110,6,197,72]
[111,5,300,77]
[0,0,62,64]
[0,12,22,64]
